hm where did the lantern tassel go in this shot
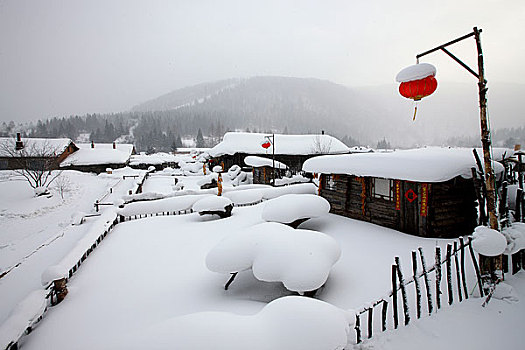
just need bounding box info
[412,100,419,121]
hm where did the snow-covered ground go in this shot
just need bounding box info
[1,168,524,349]
[0,168,145,325]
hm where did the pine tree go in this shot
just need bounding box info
[196,128,205,148]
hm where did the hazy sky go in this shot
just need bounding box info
[1,0,524,123]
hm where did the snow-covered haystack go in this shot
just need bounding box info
[126,296,353,350]
[223,188,264,206]
[262,194,330,228]
[471,226,507,256]
[192,195,234,218]
[206,222,341,293]
[262,183,317,200]
[118,195,207,217]
[502,223,525,255]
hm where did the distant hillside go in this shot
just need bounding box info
[132,76,525,147]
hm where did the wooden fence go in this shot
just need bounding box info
[353,237,524,344]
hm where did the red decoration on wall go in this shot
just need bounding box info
[405,189,418,203]
[399,75,438,101]
[420,183,429,216]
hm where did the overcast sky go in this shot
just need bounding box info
[1,0,524,123]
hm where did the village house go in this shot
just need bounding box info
[303,147,510,238]
[60,141,135,173]
[208,132,350,173]
[244,155,288,185]
[0,133,78,170]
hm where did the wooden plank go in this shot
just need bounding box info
[395,256,410,326]
[446,244,454,305]
[467,236,484,297]
[459,237,469,299]
[381,300,388,332]
[435,246,442,309]
[453,241,463,302]
[418,247,433,315]
[392,264,399,329]
[412,251,422,318]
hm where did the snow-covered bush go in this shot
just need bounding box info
[262,194,330,227]
[206,222,341,293]
[192,196,234,218]
[471,226,507,256]
[125,296,353,350]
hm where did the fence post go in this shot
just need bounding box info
[395,256,410,326]
[367,307,373,339]
[381,300,388,332]
[467,236,484,297]
[459,237,469,299]
[392,264,399,329]
[355,313,361,344]
[418,247,433,315]
[411,250,422,319]
[446,244,454,305]
[435,246,442,310]
[453,241,463,302]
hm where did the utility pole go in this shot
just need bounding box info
[416,27,501,292]
[265,134,276,187]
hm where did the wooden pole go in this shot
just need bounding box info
[467,236,484,297]
[411,251,422,319]
[459,237,469,299]
[418,247,433,315]
[392,264,399,329]
[435,246,442,309]
[381,300,388,332]
[453,241,463,302]
[395,256,410,326]
[355,313,362,344]
[446,244,454,305]
[368,307,373,339]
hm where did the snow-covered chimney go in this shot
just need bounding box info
[515,144,521,151]
[321,130,325,135]
[91,141,94,148]
[112,142,116,149]
[15,132,24,150]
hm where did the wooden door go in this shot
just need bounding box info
[401,181,420,235]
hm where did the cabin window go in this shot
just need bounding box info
[325,174,336,190]
[372,178,393,200]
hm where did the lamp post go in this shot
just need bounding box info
[414,27,500,292]
[264,134,276,186]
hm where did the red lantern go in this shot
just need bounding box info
[399,75,437,101]
[261,140,271,149]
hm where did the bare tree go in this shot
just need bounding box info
[0,138,63,189]
[311,135,333,154]
[53,174,72,199]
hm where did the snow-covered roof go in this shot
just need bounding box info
[0,137,73,157]
[303,147,509,183]
[129,152,179,166]
[60,143,134,166]
[244,155,288,169]
[209,132,349,157]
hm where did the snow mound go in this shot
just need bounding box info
[212,165,223,173]
[223,188,264,206]
[244,155,288,169]
[396,63,436,83]
[471,226,507,256]
[502,223,525,255]
[206,222,341,292]
[126,296,353,350]
[262,183,317,200]
[41,265,68,286]
[274,174,310,186]
[231,171,251,186]
[493,282,519,302]
[192,196,233,213]
[227,164,242,179]
[119,195,207,217]
[196,173,218,186]
[262,194,330,225]
[0,289,48,350]
[71,212,85,225]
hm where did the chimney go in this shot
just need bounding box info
[91,141,94,148]
[15,132,24,150]
[321,130,325,135]
[515,144,521,151]
[113,142,116,149]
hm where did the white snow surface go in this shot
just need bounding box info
[274,174,310,186]
[41,265,68,286]
[129,152,179,166]
[395,63,437,83]
[206,222,341,292]
[471,226,507,256]
[223,188,264,205]
[124,296,353,350]
[303,147,507,182]
[244,155,288,169]
[60,143,134,166]
[192,196,233,213]
[209,132,349,157]
[118,195,207,217]
[262,194,330,224]
[502,223,525,255]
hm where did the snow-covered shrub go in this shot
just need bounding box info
[262,194,330,227]
[192,196,233,218]
[471,226,507,256]
[125,296,353,350]
[206,222,341,293]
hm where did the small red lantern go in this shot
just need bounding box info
[261,140,271,149]
[396,63,438,120]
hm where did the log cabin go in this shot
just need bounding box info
[303,147,510,238]
[208,132,350,173]
[60,142,135,173]
[244,155,288,185]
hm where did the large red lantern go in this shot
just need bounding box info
[261,140,271,149]
[396,63,438,120]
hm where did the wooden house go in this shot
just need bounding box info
[0,134,78,170]
[303,147,508,238]
[60,142,135,173]
[244,155,288,185]
[208,132,350,173]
